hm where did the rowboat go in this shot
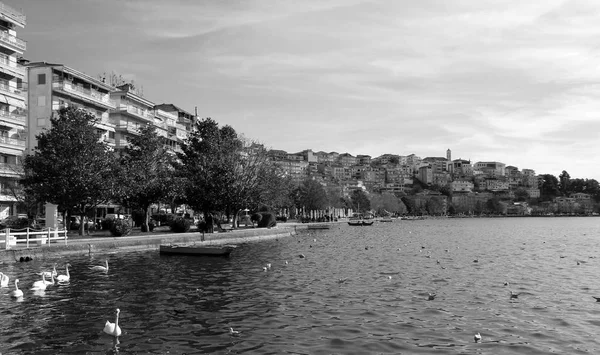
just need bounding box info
[159,244,236,256]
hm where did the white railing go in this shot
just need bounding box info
[53,80,116,108]
[0,135,25,147]
[1,228,68,249]
[0,56,25,77]
[0,109,26,123]
[0,31,26,51]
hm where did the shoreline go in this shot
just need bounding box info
[0,224,318,263]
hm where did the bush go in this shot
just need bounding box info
[250,213,262,225]
[257,212,277,228]
[170,217,191,233]
[107,219,132,237]
[0,216,30,229]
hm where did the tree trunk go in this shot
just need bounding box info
[141,206,149,232]
[79,213,86,236]
[231,212,239,230]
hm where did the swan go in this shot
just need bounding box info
[103,308,122,337]
[10,279,23,298]
[90,260,109,273]
[40,264,57,278]
[0,272,9,287]
[31,273,48,290]
[43,273,55,286]
[56,264,71,283]
[474,332,481,343]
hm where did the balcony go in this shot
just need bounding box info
[0,81,24,100]
[117,139,131,148]
[0,56,25,78]
[0,30,26,52]
[0,2,26,27]
[103,137,116,145]
[116,104,154,122]
[52,80,116,109]
[155,109,177,121]
[0,110,26,125]
[0,135,25,148]
[0,162,22,176]
[116,122,143,135]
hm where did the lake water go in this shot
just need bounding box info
[1,217,599,354]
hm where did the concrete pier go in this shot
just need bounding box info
[0,224,311,263]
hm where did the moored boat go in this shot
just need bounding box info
[159,244,236,256]
[348,213,374,226]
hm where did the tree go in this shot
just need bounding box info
[426,196,445,215]
[559,170,570,195]
[178,118,272,228]
[22,107,117,235]
[514,188,530,202]
[296,178,328,212]
[539,174,560,200]
[254,163,294,213]
[115,125,173,232]
[351,189,371,213]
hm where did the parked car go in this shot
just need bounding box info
[69,216,95,231]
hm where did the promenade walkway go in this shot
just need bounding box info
[0,221,327,263]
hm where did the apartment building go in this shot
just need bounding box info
[153,103,195,155]
[27,62,116,152]
[110,83,157,151]
[0,2,26,217]
[473,161,506,177]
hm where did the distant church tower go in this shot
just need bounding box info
[446,149,451,161]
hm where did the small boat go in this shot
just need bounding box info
[380,216,394,222]
[348,213,374,226]
[159,244,236,256]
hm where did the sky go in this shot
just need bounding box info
[10,0,600,180]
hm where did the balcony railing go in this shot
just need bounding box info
[116,122,143,134]
[0,2,26,26]
[0,136,25,147]
[155,109,177,120]
[53,80,116,109]
[117,104,154,121]
[0,110,26,124]
[0,81,24,98]
[103,137,115,144]
[0,31,26,52]
[0,162,22,175]
[0,56,25,78]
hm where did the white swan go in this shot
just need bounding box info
[56,264,71,283]
[43,273,55,286]
[40,264,57,278]
[10,279,23,298]
[0,272,9,287]
[103,308,122,337]
[90,260,109,273]
[31,273,48,290]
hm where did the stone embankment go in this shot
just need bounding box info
[0,224,316,263]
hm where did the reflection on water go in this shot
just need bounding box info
[1,217,600,354]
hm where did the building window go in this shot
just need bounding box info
[37,118,45,127]
[109,131,115,139]
[38,73,46,85]
[0,155,7,164]
[37,96,46,107]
